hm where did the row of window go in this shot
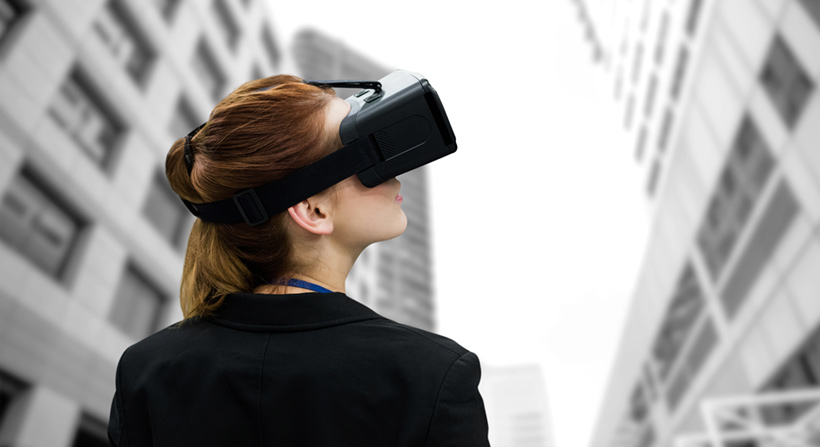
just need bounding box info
[697,116,774,282]
[2,0,277,103]
[0,369,111,447]
[644,8,817,194]
[154,0,254,25]
[646,0,703,182]
[0,167,172,339]
[633,0,699,179]
[624,51,812,436]
[48,69,193,247]
[627,262,719,434]
[623,179,800,446]
[623,173,801,447]
[49,66,205,176]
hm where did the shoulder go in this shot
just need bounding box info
[370,318,471,358]
[343,317,479,379]
[116,319,211,372]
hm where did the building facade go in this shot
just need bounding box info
[572,0,820,446]
[0,0,281,445]
[480,364,555,447]
[292,28,438,332]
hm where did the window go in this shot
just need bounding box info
[167,95,200,140]
[637,426,655,447]
[213,0,240,51]
[261,25,280,69]
[629,383,649,423]
[760,35,814,129]
[142,171,191,249]
[657,108,674,153]
[799,0,820,30]
[639,0,651,33]
[109,264,166,339]
[686,0,704,37]
[646,158,661,195]
[665,318,718,411]
[670,47,689,100]
[50,69,124,169]
[153,0,180,22]
[0,370,26,427]
[654,13,670,65]
[719,181,798,318]
[782,327,820,386]
[94,1,155,87]
[697,116,774,281]
[72,414,109,447]
[0,169,84,279]
[761,326,820,424]
[360,281,369,304]
[652,266,705,380]
[0,0,25,44]
[251,64,264,81]
[643,363,658,402]
[192,39,225,102]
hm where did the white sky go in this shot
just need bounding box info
[267,2,650,446]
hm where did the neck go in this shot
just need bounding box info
[253,238,362,295]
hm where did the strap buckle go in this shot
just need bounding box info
[232,189,268,226]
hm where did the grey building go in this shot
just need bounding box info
[572,0,820,446]
[480,364,555,447]
[0,0,281,445]
[292,28,438,332]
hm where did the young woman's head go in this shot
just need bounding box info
[166,75,406,319]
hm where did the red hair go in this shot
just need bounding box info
[166,75,338,319]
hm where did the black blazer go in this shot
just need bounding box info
[108,292,490,446]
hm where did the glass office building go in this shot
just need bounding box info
[572,0,820,446]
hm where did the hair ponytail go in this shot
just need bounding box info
[165,75,338,319]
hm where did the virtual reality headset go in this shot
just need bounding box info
[181,69,457,226]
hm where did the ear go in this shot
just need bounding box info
[287,199,334,235]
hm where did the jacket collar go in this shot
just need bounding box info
[206,292,383,332]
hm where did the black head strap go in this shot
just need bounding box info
[184,123,206,175]
[180,136,382,226]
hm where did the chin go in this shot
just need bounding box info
[382,213,408,242]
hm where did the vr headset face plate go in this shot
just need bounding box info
[180,70,457,226]
[339,70,457,187]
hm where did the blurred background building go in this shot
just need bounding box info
[572,0,820,446]
[292,28,438,332]
[0,0,436,446]
[480,364,555,447]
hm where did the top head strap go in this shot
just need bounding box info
[184,123,206,175]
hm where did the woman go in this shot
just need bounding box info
[107,75,490,446]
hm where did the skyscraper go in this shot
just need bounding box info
[292,28,438,332]
[571,0,820,446]
[480,364,555,447]
[0,1,281,445]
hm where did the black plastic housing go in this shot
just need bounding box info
[340,70,457,187]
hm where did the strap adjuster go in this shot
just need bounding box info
[233,189,268,227]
